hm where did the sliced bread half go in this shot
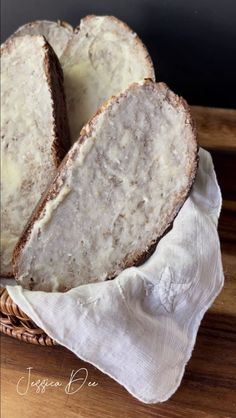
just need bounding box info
[1,35,70,276]
[8,16,155,144]
[8,20,73,59]
[13,80,198,292]
[60,15,155,142]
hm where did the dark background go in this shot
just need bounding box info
[1,0,236,108]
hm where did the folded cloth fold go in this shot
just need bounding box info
[7,148,224,403]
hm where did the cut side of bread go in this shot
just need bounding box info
[1,35,70,276]
[60,15,155,142]
[8,20,73,59]
[13,80,198,292]
[7,16,155,144]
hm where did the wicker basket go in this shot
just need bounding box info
[0,287,56,345]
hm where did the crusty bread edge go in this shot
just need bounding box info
[66,14,156,81]
[42,37,71,166]
[5,16,154,83]
[114,82,199,275]
[4,20,74,46]
[12,80,198,284]
[0,35,71,278]
[1,35,71,165]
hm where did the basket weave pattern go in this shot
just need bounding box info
[0,287,56,345]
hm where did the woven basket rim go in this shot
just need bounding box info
[0,287,57,346]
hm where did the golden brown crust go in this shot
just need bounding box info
[13,80,198,283]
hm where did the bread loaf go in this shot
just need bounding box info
[13,80,198,291]
[9,20,73,58]
[1,35,70,276]
[60,15,155,142]
[8,16,155,144]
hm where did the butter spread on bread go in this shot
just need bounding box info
[9,16,155,144]
[60,15,155,142]
[9,20,73,59]
[0,35,70,276]
[13,80,198,291]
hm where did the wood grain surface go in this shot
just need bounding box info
[1,106,236,418]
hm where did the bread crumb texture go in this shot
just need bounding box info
[14,81,197,292]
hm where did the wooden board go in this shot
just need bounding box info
[1,106,236,418]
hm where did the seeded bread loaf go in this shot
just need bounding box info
[0,35,70,276]
[9,15,155,144]
[13,80,198,292]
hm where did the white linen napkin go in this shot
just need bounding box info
[7,148,224,403]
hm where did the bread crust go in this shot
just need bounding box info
[1,36,71,277]
[43,38,71,165]
[71,15,155,81]
[6,16,155,82]
[103,82,199,277]
[13,80,198,284]
[4,16,154,280]
[5,20,74,56]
